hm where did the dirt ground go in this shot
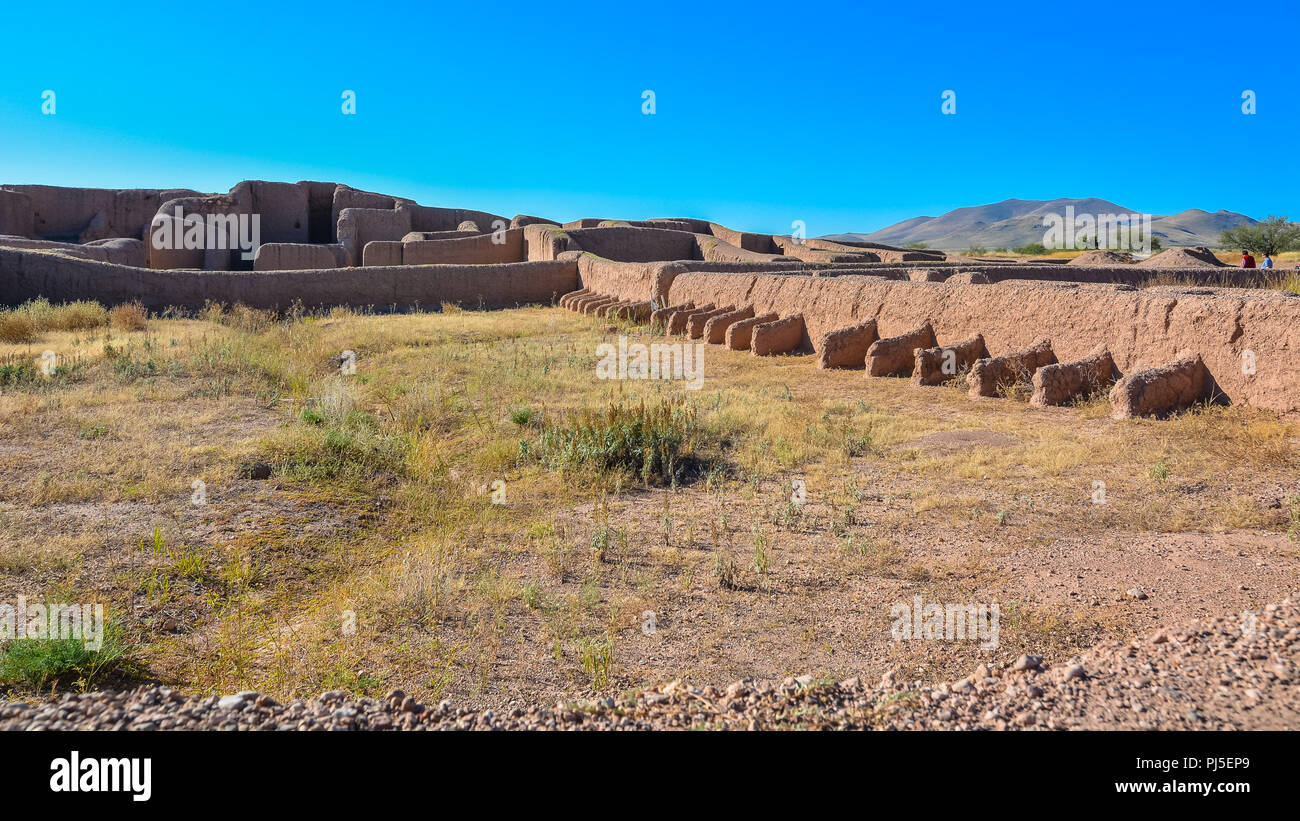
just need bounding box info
[0,305,1297,711]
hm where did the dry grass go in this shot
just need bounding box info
[0,313,37,344]
[1,304,1296,703]
[109,301,148,332]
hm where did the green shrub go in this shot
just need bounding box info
[0,622,137,691]
[0,362,39,387]
[524,398,705,485]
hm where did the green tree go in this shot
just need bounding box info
[1219,216,1300,256]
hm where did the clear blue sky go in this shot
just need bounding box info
[1,0,1295,236]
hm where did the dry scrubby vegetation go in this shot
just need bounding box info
[0,299,1297,704]
[0,298,150,344]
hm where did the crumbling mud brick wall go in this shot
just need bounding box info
[231,181,310,245]
[149,193,255,271]
[0,189,35,238]
[338,207,412,267]
[331,186,400,233]
[664,272,1300,414]
[914,334,986,385]
[1031,346,1115,406]
[7,185,202,243]
[407,204,507,234]
[697,235,796,264]
[511,214,560,229]
[703,306,754,343]
[397,229,525,265]
[707,223,776,254]
[751,314,807,355]
[571,254,692,305]
[725,312,779,350]
[545,226,700,263]
[0,248,577,312]
[0,236,146,267]
[967,339,1056,398]
[1110,353,1207,419]
[686,305,736,339]
[816,320,878,369]
[866,321,936,376]
[254,243,347,271]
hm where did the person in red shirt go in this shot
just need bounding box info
[1241,251,1256,268]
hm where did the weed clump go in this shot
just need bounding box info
[523,398,710,486]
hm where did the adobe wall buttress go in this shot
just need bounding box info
[664,272,1300,414]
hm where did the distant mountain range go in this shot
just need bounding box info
[826,198,1256,251]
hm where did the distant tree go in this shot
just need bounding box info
[1219,216,1300,256]
[1149,236,1163,251]
[1013,242,1048,255]
[906,241,929,249]
[967,245,987,256]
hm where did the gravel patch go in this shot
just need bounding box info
[3,596,1296,730]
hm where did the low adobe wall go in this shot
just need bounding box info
[942,264,1274,288]
[0,247,577,312]
[254,243,347,271]
[0,236,146,267]
[574,254,688,304]
[407,204,507,234]
[697,235,793,264]
[535,225,700,263]
[707,223,776,254]
[396,228,524,265]
[664,271,1300,414]
[572,256,870,304]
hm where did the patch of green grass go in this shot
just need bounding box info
[0,622,138,691]
[521,583,543,609]
[579,637,613,690]
[523,397,711,486]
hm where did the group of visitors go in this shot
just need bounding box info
[1239,251,1273,268]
